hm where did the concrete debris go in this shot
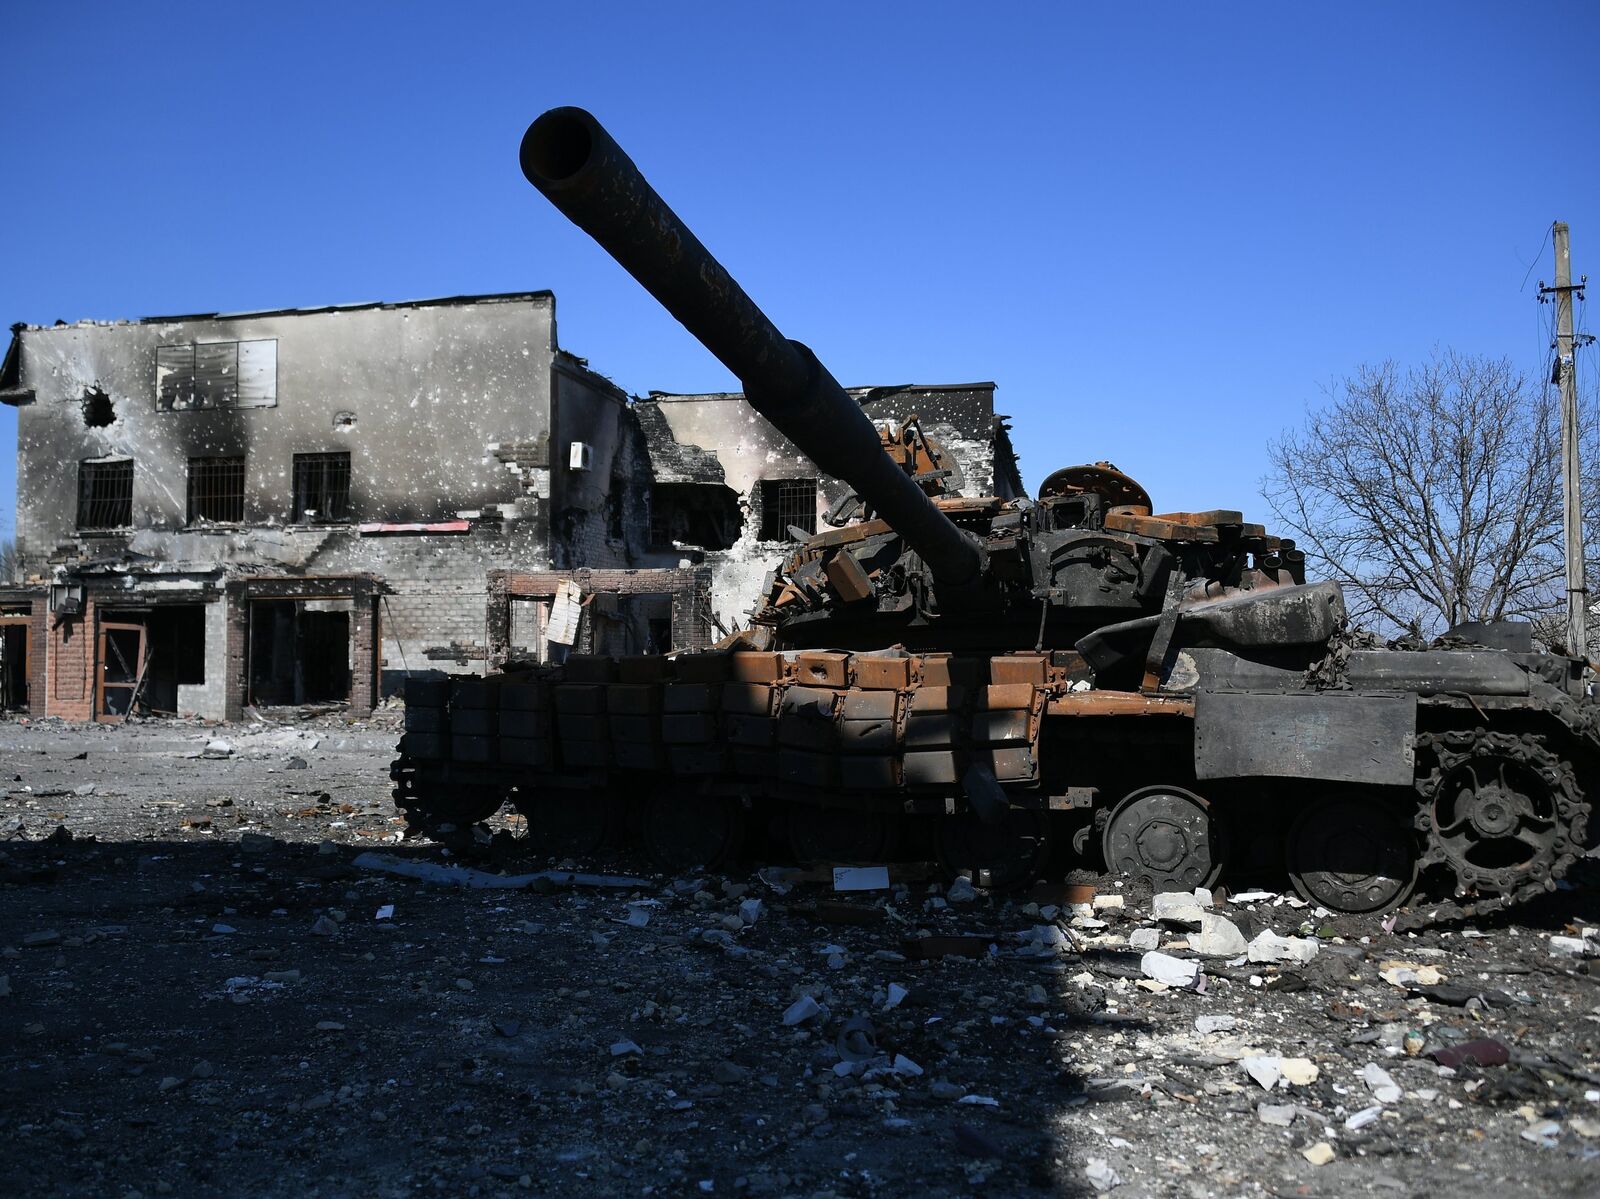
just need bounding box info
[1362,1062,1402,1104]
[22,930,62,948]
[1521,1120,1562,1148]
[1194,1014,1237,1035]
[1345,1104,1384,1131]
[202,739,235,759]
[1245,930,1320,965]
[1257,1103,1296,1126]
[309,916,339,937]
[1128,928,1161,952]
[835,1017,877,1063]
[1084,1157,1122,1192]
[352,852,647,890]
[1151,891,1207,927]
[1192,912,1248,958]
[1140,951,1200,987]
[945,876,979,904]
[782,995,822,1026]
[1242,1056,1319,1089]
[1092,894,1124,911]
[1301,1142,1336,1166]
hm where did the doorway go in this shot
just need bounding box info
[97,622,146,720]
[0,617,30,711]
[249,600,352,706]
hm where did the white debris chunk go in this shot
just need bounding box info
[1192,912,1248,958]
[1194,1014,1237,1035]
[1362,1062,1402,1104]
[1151,892,1206,928]
[1345,1105,1384,1130]
[782,995,821,1026]
[1257,1103,1296,1126]
[1140,951,1199,987]
[1084,1158,1122,1192]
[1128,928,1161,952]
[1246,930,1320,965]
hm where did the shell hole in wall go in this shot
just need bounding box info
[333,411,357,431]
[81,387,115,428]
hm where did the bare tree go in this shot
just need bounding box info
[0,537,15,585]
[1264,351,1568,640]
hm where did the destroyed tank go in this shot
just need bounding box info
[390,106,1600,919]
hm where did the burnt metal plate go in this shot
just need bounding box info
[1194,690,1416,786]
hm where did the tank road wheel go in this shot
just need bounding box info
[392,763,505,839]
[514,789,621,858]
[1286,794,1418,913]
[1102,785,1224,892]
[643,791,747,875]
[936,808,1053,892]
[1418,731,1578,904]
[787,805,895,865]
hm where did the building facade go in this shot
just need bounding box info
[1,293,1021,721]
[0,293,633,720]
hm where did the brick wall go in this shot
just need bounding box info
[47,598,96,722]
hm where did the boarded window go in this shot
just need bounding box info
[757,478,817,541]
[155,340,276,410]
[292,452,351,523]
[78,459,134,529]
[187,456,246,524]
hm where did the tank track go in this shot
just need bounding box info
[1401,683,1595,928]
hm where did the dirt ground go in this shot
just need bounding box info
[2,715,1600,1198]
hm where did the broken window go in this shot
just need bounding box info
[77,459,134,529]
[292,452,351,523]
[155,340,277,410]
[649,482,742,550]
[187,456,246,524]
[757,478,817,541]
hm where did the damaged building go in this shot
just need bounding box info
[0,292,1019,722]
[485,383,1021,668]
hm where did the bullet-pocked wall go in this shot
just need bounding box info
[635,384,1022,635]
[0,293,599,702]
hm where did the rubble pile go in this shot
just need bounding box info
[1,720,1598,1197]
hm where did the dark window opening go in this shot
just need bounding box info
[78,459,134,529]
[292,453,351,523]
[187,456,246,524]
[758,478,817,541]
[156,340,277,411]
[81,387,115,428]
[649,482,742,550]
[249,601,351,705]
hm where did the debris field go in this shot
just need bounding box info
[2,717,1599,1197]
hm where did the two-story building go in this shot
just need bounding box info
[0,292,1021,722]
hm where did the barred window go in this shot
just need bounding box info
[757,478,817,541]
[156,339,277,410]
[292,452,351,523]
[187,456,246,524]
[78,459,134,529]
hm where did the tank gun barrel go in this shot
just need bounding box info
[520,107,981,587]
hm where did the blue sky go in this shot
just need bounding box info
[2,2,1596,538]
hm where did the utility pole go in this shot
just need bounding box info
[1540,222,1591,657]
